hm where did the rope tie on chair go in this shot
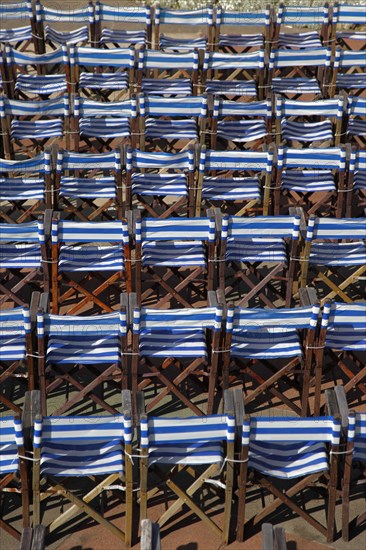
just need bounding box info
[104,484,140,492]
[305,344,325,350]
[26,353,45,358]
[330,448,354,456]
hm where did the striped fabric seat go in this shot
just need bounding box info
[243,416,339,479]
[0,220,44,268]
[336,74,366,90]
[271,77,321,94]
[202,177,260,202]
[140,414,233,466]
[60,177,115,199]
[350,150,366,192]
[160,35,207,51]
[0,26,32,43]
[219,34,264,48]
[349,413,366,463]
[79,118,130,139]
[333,49,366,91]
[0,307,30,361]
[309,242,366,266]
[142,241,206,267]
[354,171,366,191]
[100,28,146,46]
[207,80,258,96]
[0,417,23,475]
[347,120,366,137]
[282,121,333,143]
[39,311,125,365]
[145,119,198,140]
[34,415,130,477]
[227,304,318,360]
[142,78,192,96]
[321,302,366,352]
[15,74,67,95]
[217,121,266,142]
[281,170,335,192]
[0,153,49,202]
[78,73,129,91]
[45,25,88,45]
[59,244,125,272]
[132,173,188,197]
[226,237,287,263]
[278,31,323,49]
[11,120,63,139]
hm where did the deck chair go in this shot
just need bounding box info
[330,2,366,52]
[125,148,195,218]
[209,97,272,150]
[37,309,128,416]
[214,6,271,55]
[345,96,366,149]
[5,44,69,99]
[222,303,319,416]
[153,4,214,51]
[0,306,34,413]
[218,214,300,308]
[130,302,223,416]
[332,387,366,541]
[202,50,265,100]
[274,146,346,217]
[196,148,274,217]
[0,152,51,223]
[72,96,137,152]
[136,48,200,97]
[274,95,344,148]
[314,301,366,415]
[138,394,235,543]
[0,416,30,541]
[34,1,94,51]
[0,95,68,159]
[51,218,131,315]
[0,219,48,307]
[273,2,330,50]
[69,45,135,99]
[298,216,366,305]
[345,149,366,217]
[328,48,366,98]
[55,148,123,221]
[0,2,38,53]
[94,1,151,48]
[269,47,331,99]
[134,215,215,308]
[137,94,207,151]
[236,415,340,542]
[32,406,133,545]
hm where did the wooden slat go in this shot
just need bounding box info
[29,293,40,324]
[31,525,46,550]
[334,385,349,429]
[274,526,287,550]
[262,523,274,550]
[140,519,161,550]
[20,527,33,550]
[325,389,340,418]
[299,287,318,307]
[39,292,49,312]
[22,391,41,449]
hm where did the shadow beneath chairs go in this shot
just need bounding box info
[177,544,198,550]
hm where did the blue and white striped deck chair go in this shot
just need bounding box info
[69,45,135,99]
[0,219,48,307]
[153,4,214,51]
[134,215,216,308]
[51,218,131,315]
[138,405,235,543]
[330,3,366,51]
[36,309,128,415]
[345,96,366,149]
[138,94,207,151]
[315,301,366,414]
[32,411,133,545]
[73,96,137,152]
[269,47,331,98]
[346,149,366,217]
[34,1,94,50]
[137,48,199,96]
[0,94,68,158]
[55,149,123,221]
[236,415,340,542]
[273,2,330,50]
[223,304,319,415]
[0,307,34,412]
[5,44,68,99]
[197,148,274,217]
[131,305,223,415]
[210,97,272,150]
[0,152,51,223]
[95,1,151,48]
[219,215,300,308]
[0,2,37,53]
[329,48,366,98]
[0,416,30,540]
[299,217,366,305]
[274,96,344,148]
[202,50,265,100]
[275,146,346,217]
[342,410,366,541]
[214,6,271,54]
[125,148,195,218]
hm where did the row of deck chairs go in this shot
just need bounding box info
[1,1,365,54]
[1,386,365,545]
[1,146,365,223]
[1,43,365,101]
[1,212,365,312]
[1,289,365,420]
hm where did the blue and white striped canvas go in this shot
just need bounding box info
[0,417,23,475]
[348,413,366,463]
[0,307,30,362]
[321,301,366,352]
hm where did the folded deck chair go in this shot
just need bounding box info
[328,48,366,98]
[94,1,151,48]
[0,2,38,53]
[214,6,271,54]
[345,148,366,217]
[273,2,330,50]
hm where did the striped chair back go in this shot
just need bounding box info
[226,304,319,332]
[0,306,30,362]
[34,414,131,476]
[332,3,366,26]
[275,97,344,121]
[51,219,129,245]
[0,2,35,48]
[0,220,45,244]
[133,306,223,334]
[0,94,69,117]
[127,148,195,172]
[5,44,67,68]
[214,98,271,119]
[56,150,120,172]
[321,301,366,352]
[139,95,207,119]
[276,3,329,26]
[216,6,270,27]
[334,48,366,70]
[305,216,366,242]
[278,146,346,171]
[0,417,24,475]
[138,48,199,71]
[136,217,215,244]
[154,5,213,27]
[70,45,135,68]
[74,96,136,118]
[347,96,366,119]
[204,50,264,71]
[0,152,50,205]
[221,214,300,241]
[270,47,331,69]
[348,412,366,462]
[95,1,150,25]
[35,1,94,24]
